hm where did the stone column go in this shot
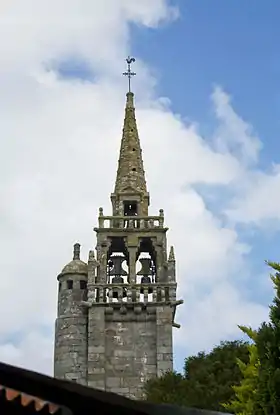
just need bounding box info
[87,307,106,390]
[128,247,137,284]
[96,237,108,284]
[156,306,173,377]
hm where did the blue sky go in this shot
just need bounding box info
[132,1,280,160]
[0,0,280,378]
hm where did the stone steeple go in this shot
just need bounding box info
[111,92,150,216]
[53,57,183,400]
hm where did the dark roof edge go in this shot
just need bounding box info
[0,362,230,415]
[0,361,148,415]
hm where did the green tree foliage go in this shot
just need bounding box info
[254,261,280,414]
[223,326,260,415]
[144,340,249,412]
[143,371,188,406]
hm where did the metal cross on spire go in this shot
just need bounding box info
[123,56,136,93]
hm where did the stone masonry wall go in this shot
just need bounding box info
[104,311,157,399]
[86,306,174,398]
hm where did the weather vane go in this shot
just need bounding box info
[123,56,136,93]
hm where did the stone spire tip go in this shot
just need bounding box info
[126,91,134,108]
[168,246,175,261]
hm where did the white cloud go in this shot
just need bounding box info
[212,86,262,166]
[175,281,268,355]
[209,88,280,228]
[226,166,280,225]
[0,0,269,375]
[0,331,53,375]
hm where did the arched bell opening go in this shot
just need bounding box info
[106,237,129,302]
[136,238,157,302]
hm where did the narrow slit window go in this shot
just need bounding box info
[67,280,73,289]
[80,280,87,290]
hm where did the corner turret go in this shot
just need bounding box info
[54,243,88,385]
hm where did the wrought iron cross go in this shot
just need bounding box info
[123,56,136,93]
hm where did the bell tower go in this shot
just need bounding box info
[54,57,183,400]
[83,58,183,399]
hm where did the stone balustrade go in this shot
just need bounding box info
[97,208,165,229]
[87,283,176,304]
[98,215,164,229]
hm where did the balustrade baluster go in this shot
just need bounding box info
[143,288,149,303]
[152,287,157,302]
[108,287,113,303]
[118,287,123,302]
[135,287,140,303]
[127,287,132,302]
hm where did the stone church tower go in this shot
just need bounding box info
[54,76,183,399]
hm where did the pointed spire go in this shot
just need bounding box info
[168,246,175,261]
[114,92,147,195]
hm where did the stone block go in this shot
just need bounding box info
[106,377,121,388]
[162,353,173,361]
[88,352,102,361]
[135,349,156,358]
[157,346,172,354]
[125,377,142,387]
[114,349,134,357]
[87,374,105,383]
[87,378,105,388]
[88,345,105,353]
[109,388,130,395]
[144,365,157,374]
[87,367,105,375]
[157,361,172,371]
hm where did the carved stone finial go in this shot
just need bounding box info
[73,243,81,260]
[88,250,95,261]
[99,207,104,216]
[88,250,100,270]
[168,246,175,261]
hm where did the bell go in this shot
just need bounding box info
[140,275,153,294]
[137,258,153,294]
[137,258,152,276]
[109,255,128,276]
